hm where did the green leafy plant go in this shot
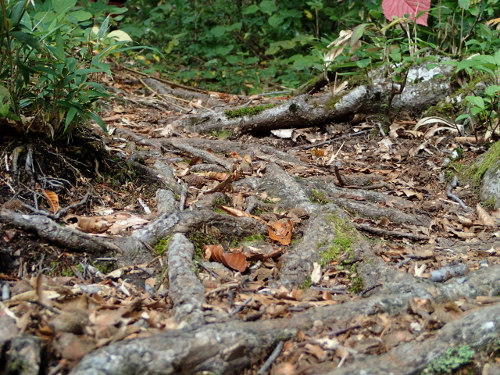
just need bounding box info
[0,0,133,139]
[453,51,500,137]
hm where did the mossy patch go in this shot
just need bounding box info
[154,236,172,256]
[225,103,275,119]
[447,141,500,191]
[319,216,358,266]
[423,345,475,374]
[188,231,220,258]
[210,128,233,139]
[469,140,500,185]
[319,216,363,292]
[309,189,329,204]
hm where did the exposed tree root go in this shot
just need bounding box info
[2,64,498,375]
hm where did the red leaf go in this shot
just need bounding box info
[382,0,430,26]
[204,244,247,272]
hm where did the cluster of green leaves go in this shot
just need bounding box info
[452,51,499,136]
[119,0,498,96]
[119,0,384,94]
[0,0,131,139]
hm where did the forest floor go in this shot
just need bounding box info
[0,67,499,375]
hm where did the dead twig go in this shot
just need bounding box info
[300,130,369,150]
[257,341,284,375]
[353,223,430,241]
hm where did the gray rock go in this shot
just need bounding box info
[480,158,500,209]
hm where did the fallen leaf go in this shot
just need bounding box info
[204,244,247,272]
[42,189,59,214]
[311,262,322,284]
[476,203,495,227]
[269,220,293,245]
[220,205,267,224]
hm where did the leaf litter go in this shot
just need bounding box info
[0,67,498,374]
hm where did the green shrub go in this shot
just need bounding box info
[0,0,132,139]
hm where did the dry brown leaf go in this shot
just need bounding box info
[74,213,149,234]
[476,203,495,227]
[220,205,267,224]
[206,171,230,181]
[305,343,327,361]
[269,220,293,245]
[42,189,59,214]
[204,244,247,272]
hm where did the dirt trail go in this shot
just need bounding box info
[0,69,498,375]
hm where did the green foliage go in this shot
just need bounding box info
[423,345,475,374]
[451,51,500,135]
[225,103,275,119]
[0,0,133,138]
[117,0,498,97]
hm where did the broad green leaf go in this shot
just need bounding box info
[65,106,78,129]
[242,5,260,15]
[0,85,11,117]
[51,0,77,15]
[68,10,92,22]
[455,113,471,122]
[356,58,372,68]
[54,33,65,60]
[485,85,500,97]
[97,16,110,39]
[351,23,371,46]
[494,49,500,66]
[10,0,28,26]
[10,31,43,51]
[88,112,107,133]
[106,30,132,42]
[268,14,283,28]
[209,25,229,38]
[465,95,485,109]
[259,0,277,15]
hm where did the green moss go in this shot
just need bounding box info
[210,129,233,139]
[154,236,172,256]
[92,260,114,274]
[448,141,500,190]
[214,196,229,208]
[188,231,220,258]
[319,216,358,267]
[349,263,363,293]
[310,189,329,204]
[319,216,363,292]
[299,275,312,289]
[325,95,341,110]
[241,234,266,242]
[423,345,475,374]
[225,103,275,119]
[470,141,500,184]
